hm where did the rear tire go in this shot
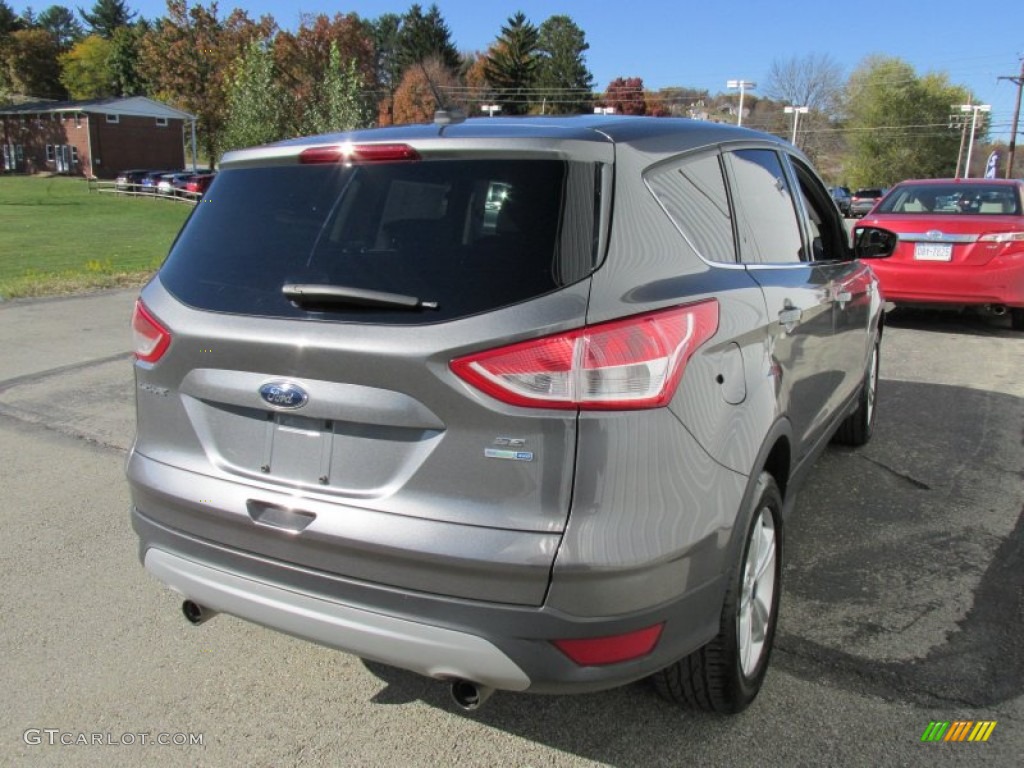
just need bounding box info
[833,334,879,447]
[652,473,782,713]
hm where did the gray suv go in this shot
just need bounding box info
[129,116,885,714]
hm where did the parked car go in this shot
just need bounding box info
[156,172,194,196]
[115,169,154,192]
[183,172,216,197]
[849,188,886,217]
[854,178,1024,330]
[138,169,174,193]
[830,186,852,215]
[129,116,887,714]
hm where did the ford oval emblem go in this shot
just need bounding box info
[259,381,309,409]
[926,229,944,240]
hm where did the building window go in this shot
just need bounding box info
[71,146,79,164]
[16,145,24,161]
[75,114,81,127]
[155,117,168,127]
[46,144,55,162]
[106,114,119,124]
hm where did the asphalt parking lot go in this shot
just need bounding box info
[0,289,1021,767]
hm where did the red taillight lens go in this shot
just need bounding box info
[552,624,664,666]
[132,300,171,363]
[450,301,719,410]
[299,143,420,165]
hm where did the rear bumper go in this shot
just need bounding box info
[132,506,726,694]
[870,257,1024,307]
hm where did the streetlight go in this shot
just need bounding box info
[959,103,991,178]
[594,106,615,115]
[480,104,501,117]
[783,105,808,145]
[727,79,756,126]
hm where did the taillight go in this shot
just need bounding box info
[299,143,420,165]
[132,300,171,363]
[450,301,719,410]
[978,231,1024,243]
[552,624,664,666]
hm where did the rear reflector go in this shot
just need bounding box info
[450,301,719,410]
[132,300,171,363]
[552,624,664,666]
[299,143,420,165]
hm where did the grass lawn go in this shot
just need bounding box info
[0,175,191,300]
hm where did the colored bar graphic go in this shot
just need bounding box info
[921,722,949,742]
[921,720,996,743]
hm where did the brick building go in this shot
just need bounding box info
[0,96,196,179]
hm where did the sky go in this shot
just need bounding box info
[121,0,1024,141]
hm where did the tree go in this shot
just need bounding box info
[221,39,284,151]
[78,0,135,39]
[396,3,459,72]
[299,41,373,135]
[369,12,402,125]
[38,5,83,50]
[0,28,63,97]
[107,20,144,95]
[274,12,375,135]
[535,15,592,115]
[391,55,459,125]
[484,12,539,115]
[0,1,25,35]
[763,53,843,116]
[602,77,646,115]
[843,56,969,186]
[139,0,276,165]
[59,32,112,97]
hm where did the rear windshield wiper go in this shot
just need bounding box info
[282,284,438,310]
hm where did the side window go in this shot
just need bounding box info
[789,157,850,262]
[726,149,803,264]
[645,151,736,263]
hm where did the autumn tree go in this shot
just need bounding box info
[396,4,459,71]
[78,0,135,39]
[484,12,539,115]
[38,5,83,50]
[844,56,969,186]
[535,15,592,114]
[139,0,275,165]
[602,77,646,115]
[391,55,458,125]
[0,28,63,97]
[274,12,375,135]
[59,33,112,98]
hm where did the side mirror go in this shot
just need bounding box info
[854,227,897,259]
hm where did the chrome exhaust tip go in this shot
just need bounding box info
[450,680,495,711]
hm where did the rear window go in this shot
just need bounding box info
[159,158,600,324]
[876,184,1021,215]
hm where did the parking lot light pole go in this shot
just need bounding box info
[784,105,809,145]
[727,80,756,127]
[480,104,501,117]
[959,103,991,178]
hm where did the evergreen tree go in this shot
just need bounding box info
[0,1,25,35]
[107,21,144,95]
[484,12,539,116]
[78,0,135,39]
[38,5,84,50]
[396,3,459,72]
[535,15,592,114]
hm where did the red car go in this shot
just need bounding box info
[854,178,1024,330]
[184,173,216,196]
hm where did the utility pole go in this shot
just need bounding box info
[998,57,1024,179]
